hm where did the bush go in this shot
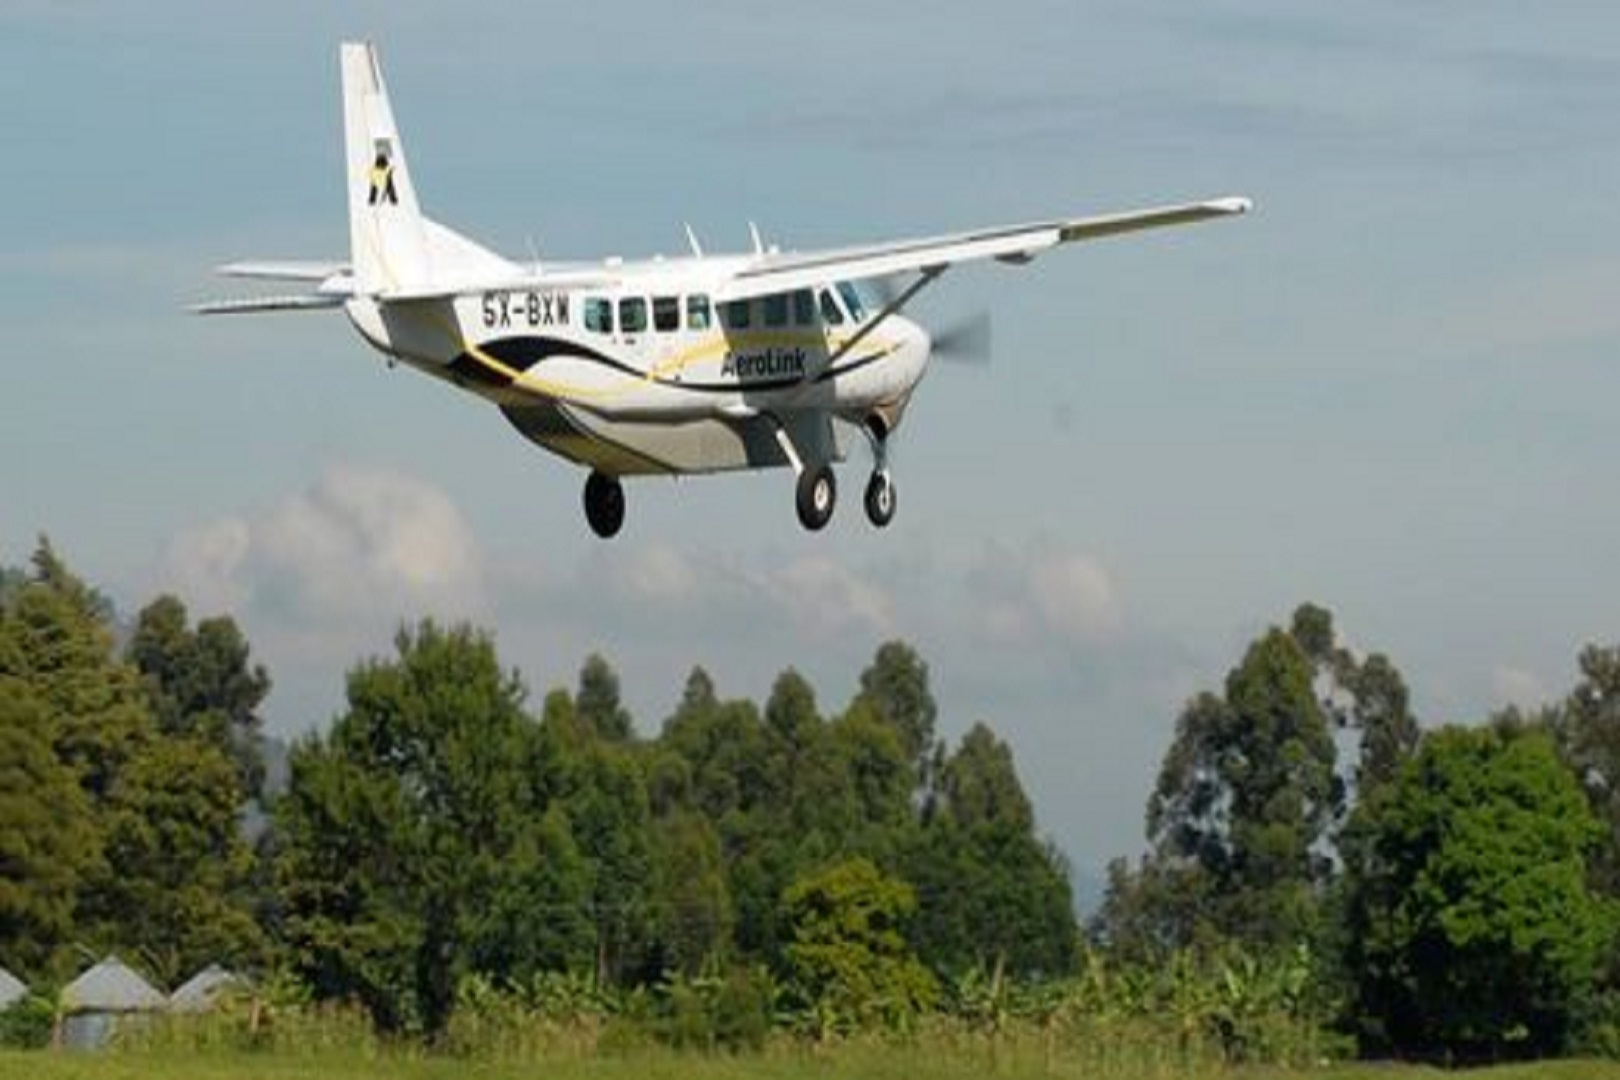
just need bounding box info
[0,995,54,1049]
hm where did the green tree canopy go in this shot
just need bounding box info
[1346,725,1613,1059]
[852,641,938,785]
[1553,645,1620,896]
[782,856,937,1034]
[576,652,634,741]
[1,539,149,801]
[906,724,1074,976]
[276,621,542,1034]
[85,733,265,986]
[1145,626,1342,947]
[0,679,97,974]
[127,594,271,801]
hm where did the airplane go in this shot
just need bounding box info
[197,42,1250,539]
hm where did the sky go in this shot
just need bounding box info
[5,2,1620,899]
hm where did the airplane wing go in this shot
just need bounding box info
[712,196,1251,304]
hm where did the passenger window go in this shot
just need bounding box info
[793,290,816,325]
[818,289,845,326]
[722,299,752,330]
[653,295,680,333]
[763,293,789,328]
[619,297,648,334]
[584,296,613,334]
[686,294,712,330]
[837,281,866,322]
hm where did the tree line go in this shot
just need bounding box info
[0,539,1070,1042]
[1092,603,1618,1060]
[3,539,1620,1061]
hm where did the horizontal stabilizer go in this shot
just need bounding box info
[191,294,347,315]
[218,260,349,282]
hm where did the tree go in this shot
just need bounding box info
[907,725,1075,976]
[852,641,938,785]
[0,680,97,974]
[127,595,271,802]
[1,539,149,801]
[1554,645,1620,897]
[84,734,265,986]
[469,804,596,982]
[781,857,936,1034]
[1145,626,1342,948]
[576,653,634,741]
[565,742,652,985]
[276,621,541,1034]
[1288,604,1418,797]
[1346,726,1613,1059]
[938,723,1033,832]
[830,700,913,839]
[647,810,732,976]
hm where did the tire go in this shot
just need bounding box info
[864,470,896,528]
[583,471,625,538]
[795,464,837,531]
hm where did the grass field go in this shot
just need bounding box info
[5,1049,1620,1080]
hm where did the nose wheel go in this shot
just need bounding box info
[864,469,896,528]
[583,470,625,538]
[772,414,900,532]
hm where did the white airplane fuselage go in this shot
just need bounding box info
[344,272,931,476]
[199,42,1248,537]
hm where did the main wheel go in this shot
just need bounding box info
[864,470,896,528]
[583,471,625,538]
[795,464,837,531]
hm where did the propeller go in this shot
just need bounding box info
[929,310,992,366]
[865,274,992,366]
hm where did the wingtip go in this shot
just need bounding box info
[1213,196,1254,215]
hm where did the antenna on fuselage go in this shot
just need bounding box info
[525,235,544,276]
[684,223,704,258]
[748,221,765,257]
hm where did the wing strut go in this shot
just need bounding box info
[830,266,946,364]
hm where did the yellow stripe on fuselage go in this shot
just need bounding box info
[397,302,891,405]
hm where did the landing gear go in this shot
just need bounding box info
[864,469,896,528]
[583,470,624,539]
[862,415,897,529]
[795,463,837,531]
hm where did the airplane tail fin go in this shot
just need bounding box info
[343,41,431,295]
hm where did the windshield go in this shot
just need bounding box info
[836,281,867,323]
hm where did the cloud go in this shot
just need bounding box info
[161,464,488,629]
[1490,665,1550,712]
[603,542,701,608]
[967,542,1124,648]
[545,541,895,644]
[761,556,895,639]
[161,517,251,614]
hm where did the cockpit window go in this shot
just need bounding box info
[836,281,866,322]
[818,288,845,326]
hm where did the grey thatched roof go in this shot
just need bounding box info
[169,964,248,1012]
[61,955,164,1013]
[0,966,25,1009]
